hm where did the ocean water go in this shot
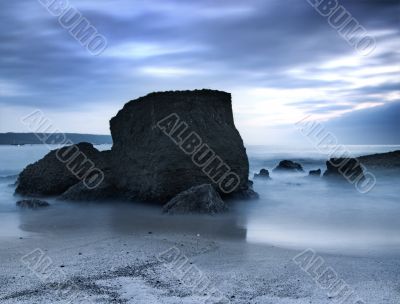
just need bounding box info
[0,144,399,256]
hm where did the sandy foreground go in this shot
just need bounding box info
[0,203,399,304]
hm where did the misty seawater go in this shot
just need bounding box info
[0,144,399,256]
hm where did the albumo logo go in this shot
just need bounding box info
[307,0,376,56]
[157,113,241,194]
[38,0,108,56]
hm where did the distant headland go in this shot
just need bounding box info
[0,133,112,145]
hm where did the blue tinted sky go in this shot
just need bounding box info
[0,0,399,144]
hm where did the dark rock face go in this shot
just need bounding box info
[323,158,364,182]
[273,160,304,173]
[308,169,321,177]
[15,143,110,197]
[163,184,228,214]
[14,90,256,205]
[110,90,251,202]
[254,169,271,180]
[16,199,50,209]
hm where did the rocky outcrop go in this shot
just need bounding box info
[357,150,400,173]
[15,90,257,205]
[308,169,321,177]
[273,160,304,173]
[110,89,251,202]
[163,184,228,214]
[323,158,364,182]
[15,143,110,197]
[16,199,50,209]
[254,169,271,180]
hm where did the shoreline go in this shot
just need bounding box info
[1,199,400,303]
[1,221,399,304]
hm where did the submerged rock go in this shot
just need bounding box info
[110,89,252,202]
[59,179,117,201]
[16,199,50,209]
[323,158,364,182]
[163,184,228,214]
[273,160,304,173]
[15,143,110,197]
[308,169,321,177]
[254,169,271,180]
[229,180,259,200]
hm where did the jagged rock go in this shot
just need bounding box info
[110,89,253,202]
[308,169,321,177]
[15,143,111,197]
[163,184,228,214]
[273,160,304,173]
[254,169,271,180]
[16,199,50,209]
[323,158,364,182]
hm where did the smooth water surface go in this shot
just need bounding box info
[0,144,399,256]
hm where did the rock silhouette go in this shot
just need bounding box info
[15,90,256,204]
[15,143,109,197]
[273,160,304,173]
[323,158,364,182]
[163,184,228,214]
[308,169,321,177]
[110,89,252,202]
[254,169,271,180]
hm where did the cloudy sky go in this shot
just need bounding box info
[0,0,399,145]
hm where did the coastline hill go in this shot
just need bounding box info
[0,133,112,145]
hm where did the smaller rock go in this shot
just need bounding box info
[254,169,271,180]
[273,160,304,172]
[163,184,228,215]
[308,169,321,177]
[16,199,50,209]
[323,158,365,182]
[227,181,259,200]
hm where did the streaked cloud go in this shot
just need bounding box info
[0,0,398,144]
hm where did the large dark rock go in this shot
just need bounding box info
[254,168,271,180]
[323,158,365,182]
[110,89,252,202]
[163,184,228,214]
[273,160,304,173]
[14,90,256,205]
[15,143,110,197]
[308,169,321,177]
[16,199,50,209]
